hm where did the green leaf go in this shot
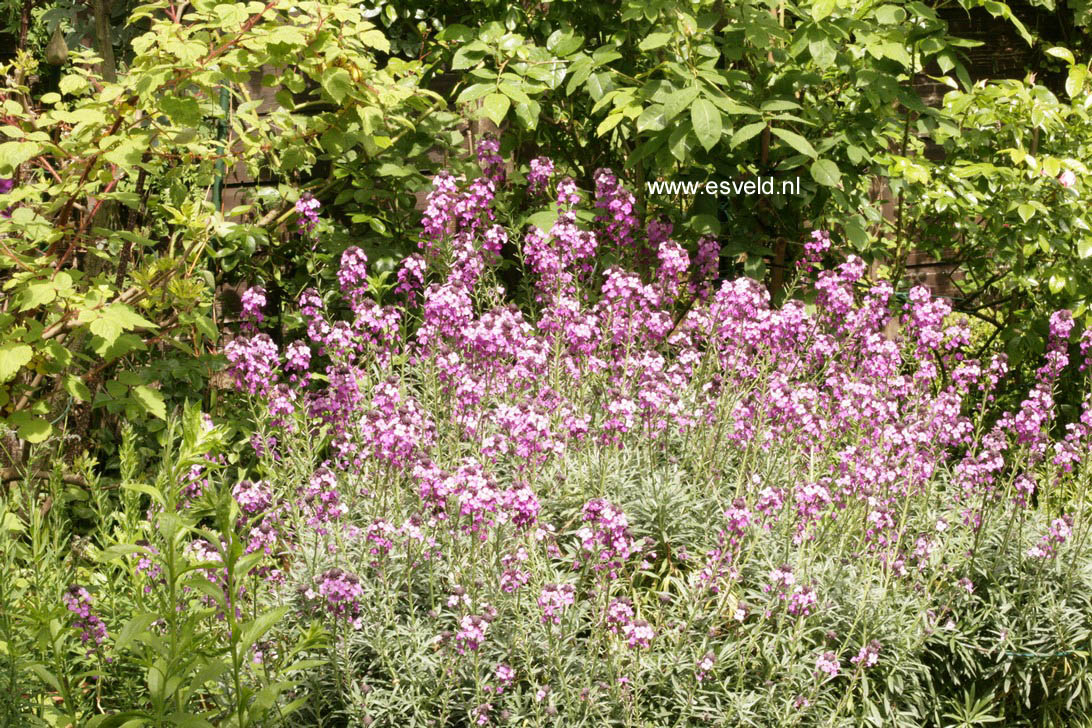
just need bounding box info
[636,105,666,133]
[213,2,248,27]
[810,159,842,186]
[639,33,672,51]
[105,303,158,331]
[27,663,62,693]
[565,55,593,95]
[18,282,57,311]
[668,122,694,162]
[499,81,532,105]
[1,512,24,533]
[90,317,122,346]
[360,28,390,53]
[0,141,40,174]
[64,375,91,402]
[811,0,837,20]
[760,99,801,112]
[452,40,488,70]
[689,214,721,236]
[809,37,836,68]
[1045,46,1075,64]
[160,94,201,126]
[730,121,766,149]
[239,606,290,657]
[188,660,229,693]
[117,613,158,651]
[7,412,51,443]
[1067,65,1088,98]
[122,482,167,508]
[844,218,869,250]
[873,4,906,23]
[167,713,215,728]
[526,210,559,230]
[583,72,610,102]
[690,98,722,152]
[131,385,167,420]
[455,82,494,105]
[193,315,217,343]
[99,543,147,561]
[662,86,700,123]
[513,100,541,130]
[546,30,582,56]
[58,75,87,96]
[744,255,766,280]
[597,112,624,136]
[321,68,352,105]
[482,93,510,126]
[0,343,32,383]
[771,127,817,158]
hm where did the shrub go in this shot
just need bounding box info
[4,141,1091,726]
[204,143,1092,725]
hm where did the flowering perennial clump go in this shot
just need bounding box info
[203,137,1092,725]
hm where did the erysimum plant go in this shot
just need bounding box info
[202,140,1092,726]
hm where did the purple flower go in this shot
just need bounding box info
[798,229,831,271]
[455,613,489,653]
[338,246,369,295]
[241,286,267,327]
[768,564,795,590]
[477,135,505,184]
[395,254,427,297]
[1028,514,1073,559]
[575,498,635,578]
[787,586,817,616]
[296,193,321,237]
[696,651,716,682]
[606,598,634,634]
[232,479,273,515]
[816,651,839,678]
[556,177,580,208]
[64,585,108,651]
[313,568,364,628]
[528,156,554,194]
[538,583,575,624]
[851,640,881,669]
[622,619,654,649]
[593,168,637,249]
[224,334,280,396]
[489,663,515,695]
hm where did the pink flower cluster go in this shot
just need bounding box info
[575,498,635,578]
[64,585,108,651]
[313,568,364,628]
[538,583,575,624]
